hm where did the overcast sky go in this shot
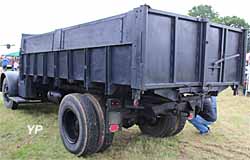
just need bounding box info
[0,0,249,54]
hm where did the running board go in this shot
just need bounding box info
[9,96,42,104]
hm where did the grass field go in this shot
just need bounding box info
[0,89,250,160]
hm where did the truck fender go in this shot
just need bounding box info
[0,71,19,96]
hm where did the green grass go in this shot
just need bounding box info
[0,89,250,160]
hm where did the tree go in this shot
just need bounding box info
[220,16,250,28]
[188,5,219,20]
[188,5,250,52]
[188,5,249,29]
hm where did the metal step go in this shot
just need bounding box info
[9,96,41,104]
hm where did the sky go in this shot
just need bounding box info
[0,0,249,54]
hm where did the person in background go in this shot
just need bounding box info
[189,96,217,135]
[2,56,9,71]
[11,58,15,71]
[13,60,19,71]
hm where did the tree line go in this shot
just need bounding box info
[188,5,250,52]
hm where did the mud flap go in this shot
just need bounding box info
[106,98,122,133]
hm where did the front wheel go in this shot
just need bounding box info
[2,78,18,110]
[138,112,186,137]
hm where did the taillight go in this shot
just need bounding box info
[187,113,194,120]
[107,99,121,109]
[109,124,120,133]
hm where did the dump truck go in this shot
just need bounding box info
[0,5,247,156]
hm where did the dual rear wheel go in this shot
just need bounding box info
[59,93,187,156]
[58,93,113,156]
[138,112,187,137]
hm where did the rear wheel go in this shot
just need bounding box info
[2,78,18,110]
[59,93,114,156]
[138,112,186,137]
[85,94,114,152]
[59,93,100,156]
[171,113,187,136]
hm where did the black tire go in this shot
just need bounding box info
[171,113,186,136]
[58,93,100,156]
[2,78,18,110]
[98,132,114,152]
[86,94,114,152]
[138,112,186,137]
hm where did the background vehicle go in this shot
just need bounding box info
[0,5,247,156]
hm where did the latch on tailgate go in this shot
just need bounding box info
[209,53,240,70]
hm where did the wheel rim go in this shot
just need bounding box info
[62,108,80,144]
[3,82,10,103]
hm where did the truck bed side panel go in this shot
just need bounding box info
[20,6,246,92]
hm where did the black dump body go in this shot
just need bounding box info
[19,5,247,98]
